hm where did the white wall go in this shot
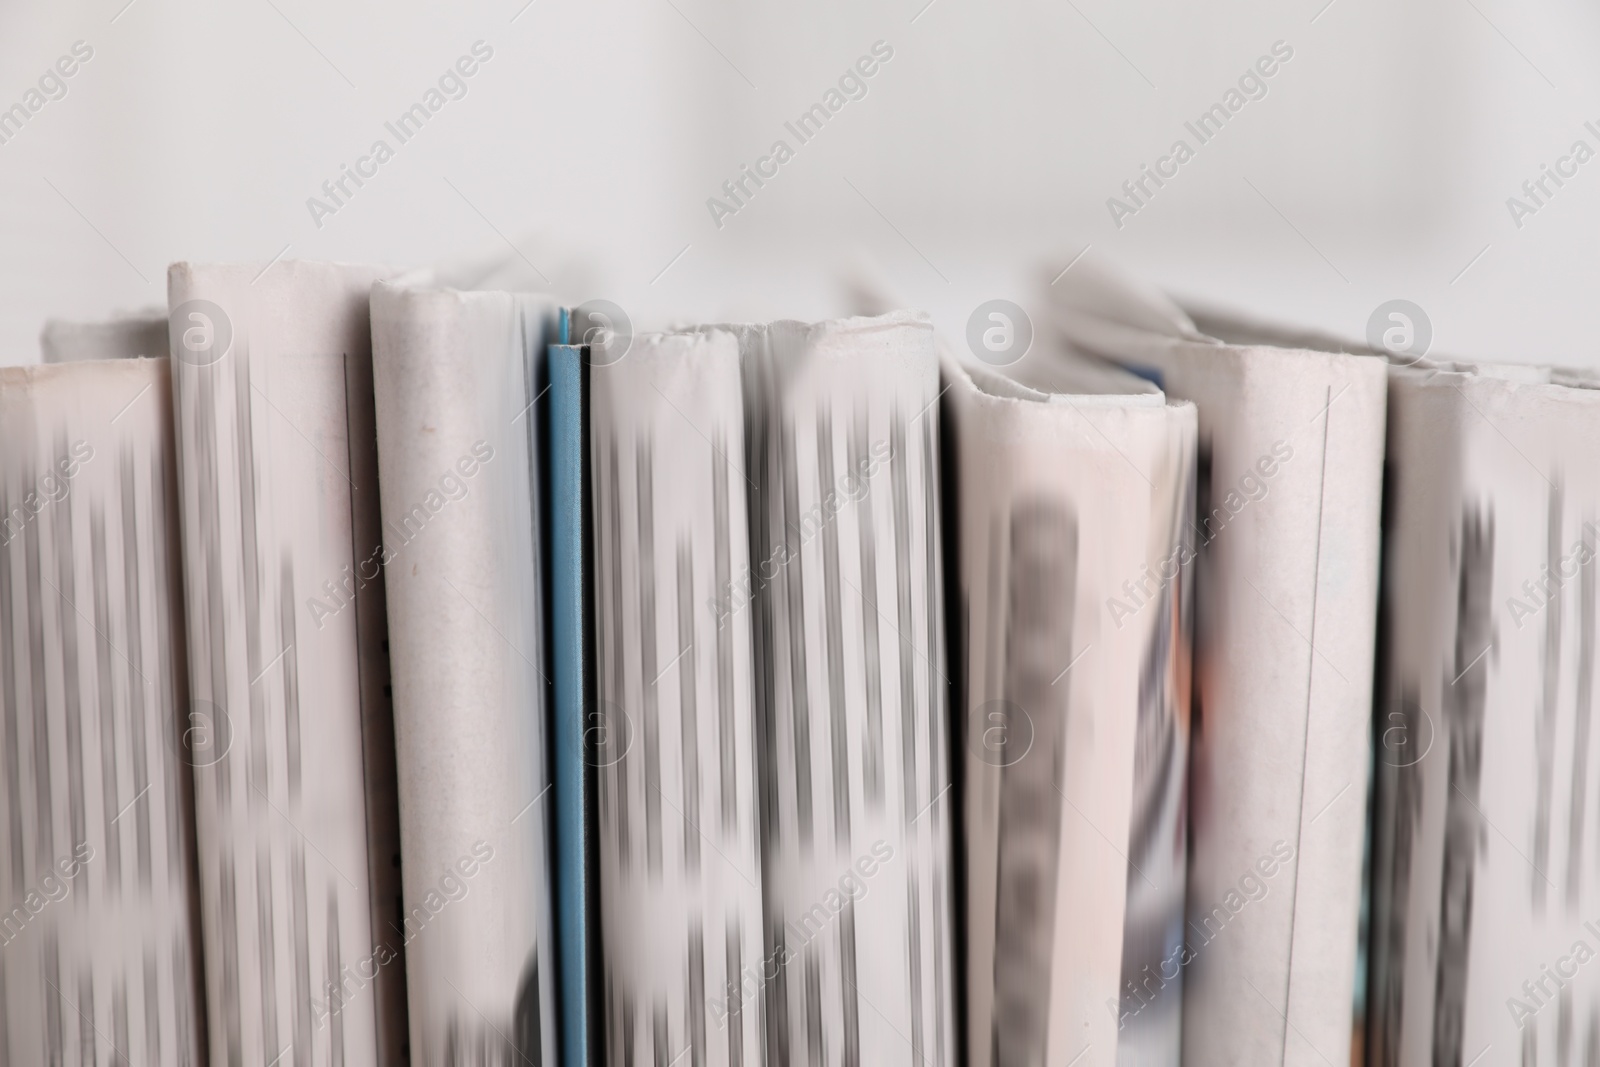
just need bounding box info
[2,0,1596,365]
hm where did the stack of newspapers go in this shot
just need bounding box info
[1,256,1595,1066]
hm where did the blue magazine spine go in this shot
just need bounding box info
[549,336,599,1067]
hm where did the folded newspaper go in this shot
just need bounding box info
[1369,359,1600,1066]
[589,328,766,1066]
[739,313,956,1066]
[587,312,957,1065]
[370,282,561,1065]
[1047,263,1387,1066]
[947,346,1196,1067]
[166,261,407,1065]
[0,357,205,1064]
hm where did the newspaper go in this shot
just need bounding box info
[947,347,1196,1067]
[588,328,766,1066]
[1368,360,1600,1066]
[167,261,407,1065]
[589,311,955,1064]
[0,357,205,1064]
[1048,262,1387,1066]
[369,282,561,1065]
[737,313,956,1067]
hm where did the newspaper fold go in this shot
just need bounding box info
[948,347,1196,1067]
[1049,262,1387,1067]
[1369,359,1600,1066]
[589,328,766,1066]
[167,260,407,1066]
[370,282,561,1066]
[0,357,205,1065]
[738,313,956,1067]
[588,311,956,1065]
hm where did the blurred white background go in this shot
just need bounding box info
[2,0,1597,366]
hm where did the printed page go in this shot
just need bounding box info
[1372,362,1600,1067]
[739,312,956,1067]
[588,328,766,1066]
[0,357,204,1065]
[167,260,406,1066]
